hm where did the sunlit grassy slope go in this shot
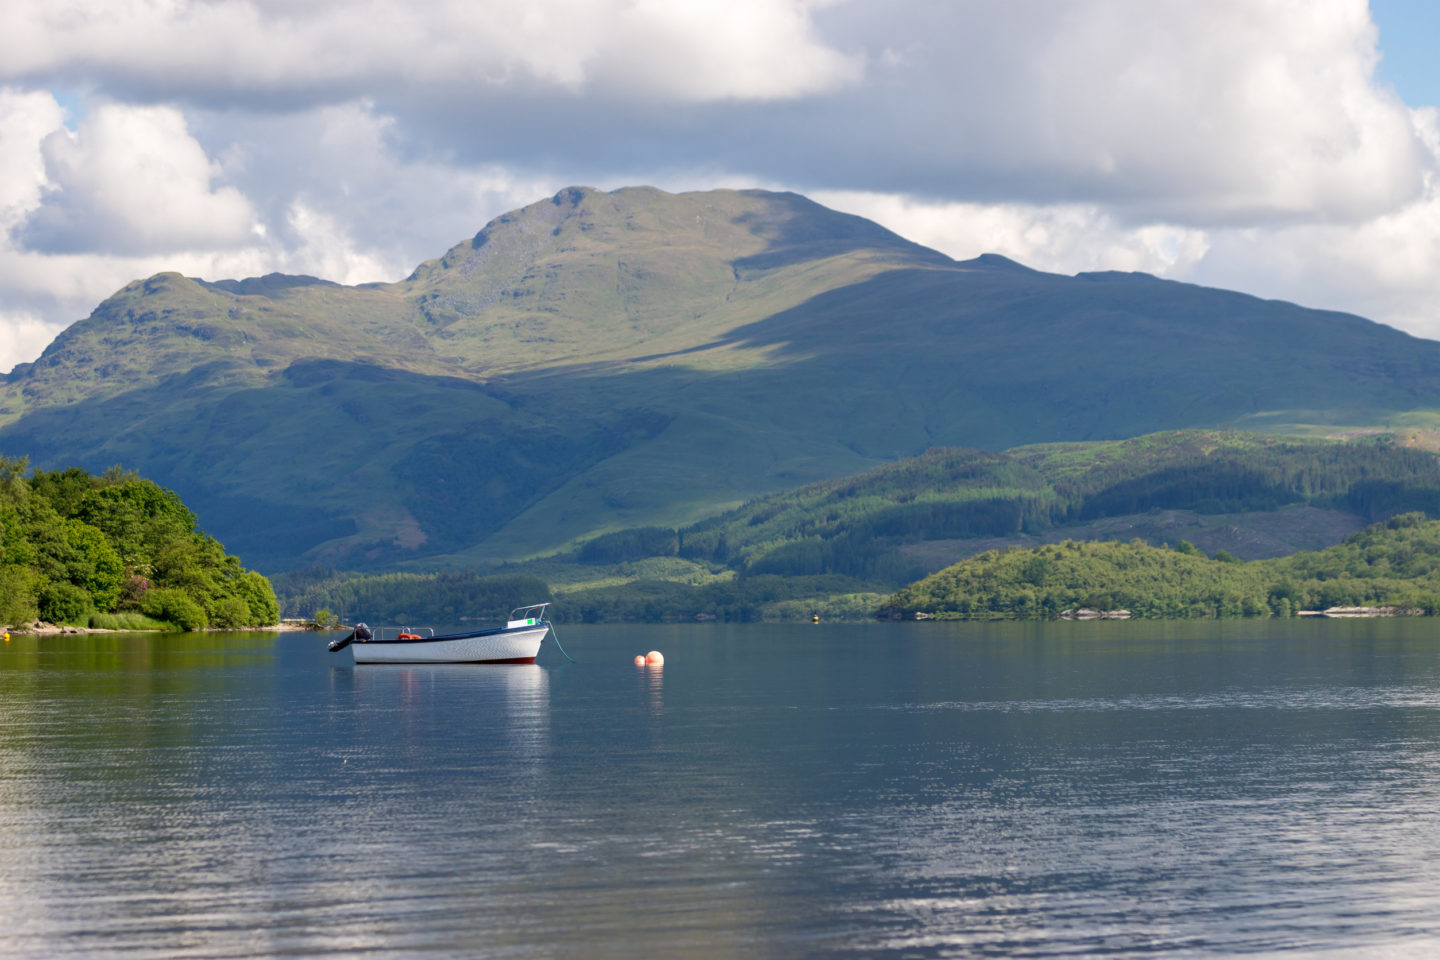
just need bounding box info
[4,186,1440,572]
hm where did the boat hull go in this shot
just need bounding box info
[350,625,549,664]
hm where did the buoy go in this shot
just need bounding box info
[634,655,645,666]
[645,650,664,666]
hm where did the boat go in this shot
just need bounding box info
[327,603,555,664]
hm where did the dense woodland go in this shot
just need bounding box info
[674,432,1440,581]
[0,458,279,630]
[881,512,1440,620]
[281,431,1440,623]
[273,568,549,626]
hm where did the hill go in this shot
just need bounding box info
[5,186,1440,572]
[879,512,1440,620]
[274,430,1440,623]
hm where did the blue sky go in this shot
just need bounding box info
[1373,0,1440,106]
[0,1,1439,370]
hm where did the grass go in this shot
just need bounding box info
[88,612,175,631]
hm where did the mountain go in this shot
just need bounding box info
[4,185,1440,572]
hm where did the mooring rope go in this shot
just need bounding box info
[545,621,577,662]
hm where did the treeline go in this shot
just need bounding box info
[655,432,1440,581]
[0,458,279,630]
[273,568,551,624]
[276,565,879,625]
[881,512,1440,620]
[562,574,870,623]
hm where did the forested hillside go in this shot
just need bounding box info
[0,458,279,630]
[674,431,1440,579]
[880,512,1440,620]
[282,430,1440,623]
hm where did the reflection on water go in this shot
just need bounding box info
[5,622,1440,957]
[636,660,663,716]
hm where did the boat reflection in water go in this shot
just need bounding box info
[353,662,551,757]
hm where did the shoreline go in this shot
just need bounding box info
[5,621,319,636]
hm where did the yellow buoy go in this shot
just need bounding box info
[645,650,664,666]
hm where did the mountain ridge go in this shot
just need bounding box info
[3,185,1440,572]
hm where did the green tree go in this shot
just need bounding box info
[211,596,254,629]
[39,581,92,625]
[62,520,124,611]
[234,570,280,625]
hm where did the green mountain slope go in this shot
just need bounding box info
[516,430,1437,618]
[5,186,1440,572]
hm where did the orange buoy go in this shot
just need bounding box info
[645,650,664,666]
[634,655,645,666]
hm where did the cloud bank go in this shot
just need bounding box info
[0,0,1437,372]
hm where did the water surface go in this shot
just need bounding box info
[4,620,1440,957]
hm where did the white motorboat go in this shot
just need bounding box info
[328,603,555,664]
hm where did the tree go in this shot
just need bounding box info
[211,597,254,629]
[39,581,92,625]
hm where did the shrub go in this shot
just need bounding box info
[39,581,93,625]
[118,573,151,610]
[139,588,208,631]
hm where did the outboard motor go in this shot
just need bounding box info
[328,623,371,653]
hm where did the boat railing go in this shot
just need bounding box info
[508,602,551,627]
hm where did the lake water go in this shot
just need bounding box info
[5,620,1440,958]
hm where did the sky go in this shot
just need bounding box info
[1,0,1439,372]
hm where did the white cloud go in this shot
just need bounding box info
[1,1,1426,227]
[811,190,1212,277]
[0,89,63,232]
[1192,182,1440,331]
[283,201,396,286]
[588,0,862,101]
[0,0,859,104]
[20,103,259,254]
[1004,0,1422,223]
